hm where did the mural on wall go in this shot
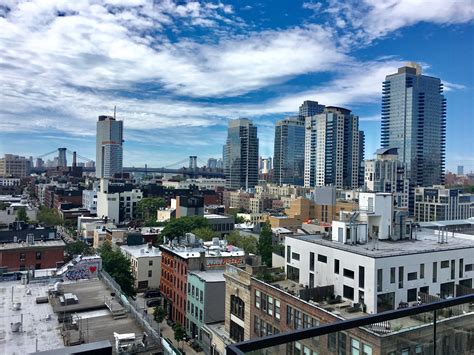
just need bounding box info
[64,259,101,281]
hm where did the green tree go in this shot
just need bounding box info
[226,230,258,254]
[99,243,136,296]
[37,207,63,226]
[65,240,92,261]
[173,322,186,350]
[153,306,166,323]
[192,226,216,241]
[137,197,166,221]
[258,222,273,267]
[160,216,210,243]
[16,207,29,223]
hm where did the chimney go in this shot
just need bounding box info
[72,151,77,168]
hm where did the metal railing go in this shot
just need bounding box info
[227,294,474,354]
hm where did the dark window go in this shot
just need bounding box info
[343,269,354,279]
[19,253,26,262]
[35,263,41,270]
[398,266,404,288]
[338,332,347,355]
[229,320,244,342]
[310,252,315,271]
[451,260,456,280]
[230,295,245,320]
[433,262,438,282]
[328,332,336,352]
[292,252,300,261]
[420,264,425,279]
[148,270,152,277]
[466,264,473,272]
[36,252,42,260]
[408,272,417,281]
[317,254,327,263]
[359,266,365,288]
[343,285,354,300]
[441,260,449,268]
[149,260,153,266]
[377,269,383,292]
[287,265,300,282]
[334,259,340,274]
[390,267,396,284]
[407,288,417,302]
[309,273,314,288]
[459,259,463,278]
[286,305,293,326]
[286,246,291,263]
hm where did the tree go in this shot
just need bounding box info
[137,197,166,221]
[226,230,258,254]
[65,240,92,262]
[99,243,136,296]
[258,222,273,267]
[192,226,216,241]
[160,216,210,243]
[37,207,62,226]
[173,322,186,350]
[153,306,166,323]
[16,207,29,223]
[0,202,8,210]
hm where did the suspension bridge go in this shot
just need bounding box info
[31,148,225,178]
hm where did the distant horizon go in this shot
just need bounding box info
[0,1,473,172]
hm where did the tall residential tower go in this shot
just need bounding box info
[96,115,124,179]
[381,63,446,187]
[224,118,259,190]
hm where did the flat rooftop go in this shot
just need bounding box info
[0,239,65,251]
[121,244,161,258]
[0,280,63,354]
[190,270,226,282]
[204,214,231,219]
[287,228,474,258]
[160,243,244,259]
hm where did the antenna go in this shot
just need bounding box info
[113,105,116,119]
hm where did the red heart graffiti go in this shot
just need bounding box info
[89,266,97,273]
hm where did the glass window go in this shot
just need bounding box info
[292,252,300,261]
[377,269,383,292]
[362,344,372,355]
[275,299,280,320]
[398,266,404,289]
[408,272,417,281]
[318,254,327,263]
[310,252,315,271]
[351,339,360,355]
[390,267,395,284]
[433,262,438,282]
[287,246,291,263]
[294,309,302,329]
[149,260,153,266]
[287,305,293,326]
[441,260,449,268]
[255,290,261,309]
[420,264,425,279]
[200,290,203,303]
[268,296,274,316]
[343,269,354,279]
[338,332,347,355]
[359,266,365,288]
[328,333,336,352]
[334,259,340,274]
[148,270,152,277]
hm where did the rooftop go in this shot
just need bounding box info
[287,228,474,258]
[120,244,161,258]
[0,239,65,250]
[190,270,226,282]
[204,214,231,219]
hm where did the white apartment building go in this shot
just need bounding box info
[96,179,143,223]
[415,185,473,222]
[82,189,98,215]
[121,244,161,291]
[285,231,474,314]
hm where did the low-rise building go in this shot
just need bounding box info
[96,179,143,223]
[82,189,98,215]
[415,185,473,222]
[121,244,161,291]
[204,214,234,237]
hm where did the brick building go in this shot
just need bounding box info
[0,240,65,271]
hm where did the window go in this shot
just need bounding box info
[148,270,152,277]
[390,267,395,284]
[200,290,203,303]
[255,290,261,309]
[275,299,280,320]
[310,252,315,271]
[334,259,340,274]
[229,321,244,342]
[343,269,354,279]
[459,259,464,278]
[343,285,354,300]
[466,264,474,272]
[362,344,372,355]
[338,332,347,355]
[294,309,302,329]
[262,293,268,312]
[254,316,260,336]
[303,314,311,328]
[407,288,417,302]
[19,253,26,262]
[36,252,42,260]
[441,260,449,268]
[451,260,455,280]
[433,262,438,282]
[192,285,195,296]
[398,267,404,289]
[420,264,425,279]
[309,273,314,288]
[199,309,203,322]
[188,282,191,294]
[359,266,365,288]
[286,305,293,326]
[328,333,336,352]
[377,269,383,292]
[351,338,360,355]
[149,260,153,266]
[292,252,300,261]
[407,272,417,281]
[317,254,327,263]
[230,295,245,320]
[287,246,291,263]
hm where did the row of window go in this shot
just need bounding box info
[187,300,203,322]
[286,305,320,330]
[253,316,280,337]
[188,283,204,303]
[255,290,281,320]
[19,252,42,261]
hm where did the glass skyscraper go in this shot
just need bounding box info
[273,116,305,186]
[224,118,259,190]
[96,115,123,179]
[381,62,446,187]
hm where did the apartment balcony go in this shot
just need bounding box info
[227,294,474,355]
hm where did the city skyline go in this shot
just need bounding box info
[0,1,473,172]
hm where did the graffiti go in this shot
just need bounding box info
[64,261,100,281]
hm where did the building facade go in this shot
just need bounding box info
[224,118,259,190]
[273,117,305,186]
[120,244,161,291]
[364,147,410,209]
[304,107,363,189]
[414,185,473,222]
[0,154,30,178]
[96,115,123,179]
[96,179,142,223]
[381,63,446,187]
[298,100,325,118]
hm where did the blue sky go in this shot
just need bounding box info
[0,0,473,172]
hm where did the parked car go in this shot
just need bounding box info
[146,299,161,307]
[144,290,161,298]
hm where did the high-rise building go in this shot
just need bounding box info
[304,107,363,189]
[458,165,464,175]
[273,116,305,186]
[364,147,409,209]
[381,62,446,187]
[96,115,123,179]
[0,154,30,178]
[224,118,259,190]
[298,100,325,119]
[207,158,217,169]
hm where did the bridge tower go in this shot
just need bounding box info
[58,148,67,167]
[189,156,197,170]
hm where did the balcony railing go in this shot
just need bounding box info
[227,293,474,355]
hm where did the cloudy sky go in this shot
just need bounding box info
[0,0,473,171]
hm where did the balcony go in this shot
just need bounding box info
[227,294,474,355]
